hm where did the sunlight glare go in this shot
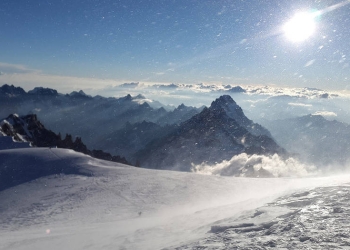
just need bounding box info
[283,12,316,43]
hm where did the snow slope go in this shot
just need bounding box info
[0,148,349,250]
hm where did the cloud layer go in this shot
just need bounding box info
[2,61,350,124]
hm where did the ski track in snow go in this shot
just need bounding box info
[1,148,350,250]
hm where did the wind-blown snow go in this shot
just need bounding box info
[192,153,316,177]
[0,148,349,250]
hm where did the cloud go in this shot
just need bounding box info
[288,102,313,107]
[2,62,350,122]
[313,111,337,117]
[244,85,348,99]
[154,83,178,89]
[192,153,316,177]
[1,62,347,101]
[119,82,140,88]
[0,71,128,94]
[0,62,40,74]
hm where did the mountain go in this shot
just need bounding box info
[136,95,285,171]
[262,114,350,167]
[0,114,130,165]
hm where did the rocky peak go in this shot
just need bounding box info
[68,90,92,100]
[0,84,26,96]
[177,103,186,110]
[70,90,89,97]
[120,94,132,102]
[133,94,146,100]
[210,95,245,121]
[28,87,58,96]
[209,95,272,137]
[227,86,246,93]
[1,114,45,142]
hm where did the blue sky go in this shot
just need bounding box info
[1,0,350,93]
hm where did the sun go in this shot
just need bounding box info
[283,12,316,43]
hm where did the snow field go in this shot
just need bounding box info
[1,148,350,249]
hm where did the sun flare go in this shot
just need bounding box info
[283,12,316,43]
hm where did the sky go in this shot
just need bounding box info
[0,0,350,94]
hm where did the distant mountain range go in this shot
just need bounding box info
[6,84,350,172]
[262,114,350,167]
[0,84,203,158]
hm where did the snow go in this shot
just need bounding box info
[178,185,350,249]
[1,148,350,249]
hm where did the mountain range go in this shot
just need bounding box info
[0,84,203,158]
[6,84,350,172]
[1,84,286,174]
